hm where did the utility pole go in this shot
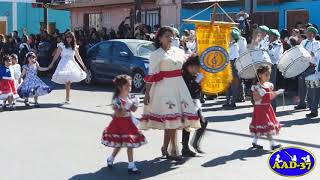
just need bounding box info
[135,0,142,24]
[44,6,48,31]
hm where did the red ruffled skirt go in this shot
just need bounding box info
[0,79,18,100]
[102,116,147,148]
[250,104,281,136]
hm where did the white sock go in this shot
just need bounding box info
[268,136,276,146]
[252,136,258,144]
[107,155,114,162]
[128,161,136,169]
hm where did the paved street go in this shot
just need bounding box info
[1,81,320,180]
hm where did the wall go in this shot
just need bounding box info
[0,2,70,35]
[70,6,131,31]
[0,2,13,34]
[181,0,320,31]
[180,6,241,30]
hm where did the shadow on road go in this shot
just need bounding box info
[69,158,179,180]
[11,103,64,111]
[280,118,320,128]
[205,109,299,123]
[206,128,320,149]
[202,148,269,168]
[58,106,113,117]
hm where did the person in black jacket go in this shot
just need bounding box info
[181,55,208,157]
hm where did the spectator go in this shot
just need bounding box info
[88,32,100,48]
[37,34,52,68]
[18,35,31,66]
[12,30,21,43]
[280,29,290,51]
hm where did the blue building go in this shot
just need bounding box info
[181,0,320,31]
[0,0,70,35]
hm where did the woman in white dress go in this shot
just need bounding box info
[48,32,87,103]
[141,27,200,161]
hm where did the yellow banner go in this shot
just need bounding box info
[196,23,233,94]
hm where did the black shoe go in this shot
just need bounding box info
[294,105,306,110]
[222,103,230,107]
[182,149,196,157]
[306,112,318,118]
[229,103,236,108]
[167,155,183,162]
[271,144,282,150]
[192,145,205,154]
[237,98,245,102]
[34,104,40,108]
[252,143,263,149]
[200,99,205,104]
[128,168,142,174]
[7,106,14,111]
[24,101,30,107]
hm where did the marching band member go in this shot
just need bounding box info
[306,51,320,118]
[295,26,320,110]
[258,25,270,51]
[267,29,283,112]
[223,29,240,108]
[232,27,248,102]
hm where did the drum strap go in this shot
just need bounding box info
[304,40,310,48]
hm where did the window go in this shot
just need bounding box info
[97,42,112,58]
[141,10,159,31]
[112,43,129,56]
[137,43,155,57]
[89,13,102,31]
[103,12,112,28]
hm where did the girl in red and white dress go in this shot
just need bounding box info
[250,65,284,150]
[0,55,18,111]
[101,75,146,174]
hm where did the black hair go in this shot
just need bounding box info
[155,26,174,49]
[183,55,200,75]
[24,52,36,65]
[280,29,289,40]
[10,53,18,61]
[112,74,132,100]
[289,37,299,47]
[1,54,11,65]
[253,65,270,85]
[300,34,307,40]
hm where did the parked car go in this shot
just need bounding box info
[85,39,155,91]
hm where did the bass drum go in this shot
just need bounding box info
[235,49,272,79]
[278,45,312,78]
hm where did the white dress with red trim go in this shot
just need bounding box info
[102,96,147,148]
[250,83,281,136]
[140,47,201,130]
[0,65,19,100]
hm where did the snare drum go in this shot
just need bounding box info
[305,73,320,88]
[235,49,272,79]
[278,45,312,78]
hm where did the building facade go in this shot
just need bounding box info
[52,0,182,32]
[0,0,70,35]
[181,0,320,31]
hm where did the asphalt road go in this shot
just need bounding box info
[1,81,319,180]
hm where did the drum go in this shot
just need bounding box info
[305,73,320,88]
[235,49,272,79]
[278,45,312,78]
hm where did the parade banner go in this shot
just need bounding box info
[196,23,233,94]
